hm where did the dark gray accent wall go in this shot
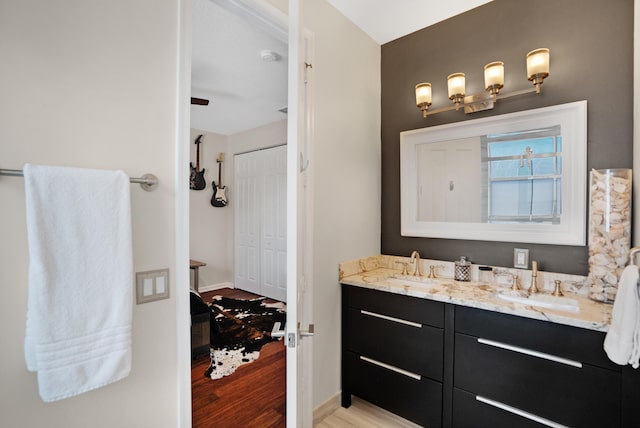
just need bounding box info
[381,0,633,275]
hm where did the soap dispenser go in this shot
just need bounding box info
[454,256,471,282]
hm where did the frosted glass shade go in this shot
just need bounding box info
[415,83,432,106]
[527,48,550,79]
[447,73,466,99]
[484,61,504,93]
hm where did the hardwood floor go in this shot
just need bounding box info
[191,288,286,428]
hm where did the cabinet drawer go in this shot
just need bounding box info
[455,306,616,370]
[452,388,543,428]
[346,307,443,380]
[345,351,442,427]
[344,285,444,327]
[454,333,620,427]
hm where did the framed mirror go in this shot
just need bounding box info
[400,101,587,245]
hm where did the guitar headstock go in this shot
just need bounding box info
[195,134,203,145]
[217,152,224,163]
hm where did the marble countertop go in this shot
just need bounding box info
[339,256,613,332]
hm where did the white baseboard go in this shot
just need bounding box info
[198,282,234,293]
[313,391,341,425]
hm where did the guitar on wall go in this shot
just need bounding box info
[189,135,206,190]
[211,152,228,207]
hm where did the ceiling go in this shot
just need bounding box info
[190,0,493,136]
[326,0,493,45]
[190,0,288,136]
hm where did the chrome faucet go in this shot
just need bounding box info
[410,250,423,276]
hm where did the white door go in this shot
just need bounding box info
[234,151,261,294]
[417,137,482,222]
[234,146,287,302]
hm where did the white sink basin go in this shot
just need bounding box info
[388,274,444,287]
[497,291,580,313]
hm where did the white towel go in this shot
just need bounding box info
[23,164,133,402]
[604,264,640,368]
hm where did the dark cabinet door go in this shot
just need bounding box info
[345,307,444,381]
[344,285,444,327]
[454,332,620,427]
[345,351,442,427]
[452,388,544,428]
[455,306,617,370]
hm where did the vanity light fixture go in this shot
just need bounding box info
[415,48,550,118]
[415,82,433,114]
[447,73,466,109]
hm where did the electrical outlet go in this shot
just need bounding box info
[136,268,170,304]
[513,248,529,269]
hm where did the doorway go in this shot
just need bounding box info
[188,0,290,426]
[189,0,289,296]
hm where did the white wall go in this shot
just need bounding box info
[0,1,182,427]
[303,1,381,408]
[189,120,287,291]
[228,118,288,154]
[188,129,232,288]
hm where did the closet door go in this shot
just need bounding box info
[261,145,287,302]
[234,146,287,301]
[234,151,261,295]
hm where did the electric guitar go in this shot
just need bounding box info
[211,152,228,207]
[189,135,206,190]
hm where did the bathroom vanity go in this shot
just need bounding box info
[340,256,640,428]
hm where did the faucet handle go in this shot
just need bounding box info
[552,280,564,297]
[511,274,520,291]
[428,265,436,278]
[395,261,408,275]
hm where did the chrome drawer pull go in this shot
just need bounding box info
[478,338,583,369]
[360,356,422,380]
[476,395,569,428]
[360,310,422,328]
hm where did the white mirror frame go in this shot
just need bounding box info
[400,100,587,245]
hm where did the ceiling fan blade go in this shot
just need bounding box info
[191,97,209,106]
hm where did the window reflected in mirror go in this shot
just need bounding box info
[486,126,561,224]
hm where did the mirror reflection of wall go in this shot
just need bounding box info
[417,137,482,222]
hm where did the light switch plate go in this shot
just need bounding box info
[136,268,170,304]
[513,248,529,269]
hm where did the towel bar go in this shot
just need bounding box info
[0,168,159,191]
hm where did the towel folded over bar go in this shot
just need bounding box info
[23,164,134,402]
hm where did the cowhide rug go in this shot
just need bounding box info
[205,295,286,380]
